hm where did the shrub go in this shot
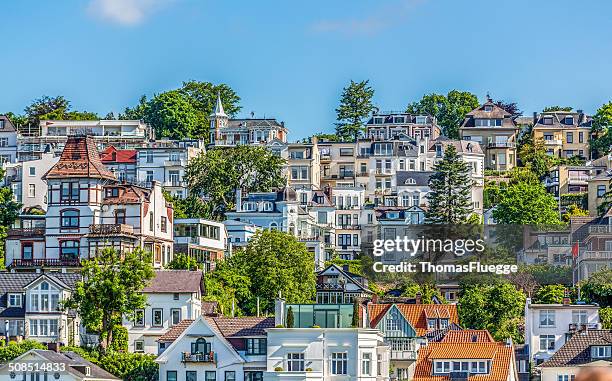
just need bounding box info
[0,340,46,362]
[274,367,283,372]
[97,351,158,381]
[110,325,128,352]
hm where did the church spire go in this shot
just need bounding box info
[211,91,227,118]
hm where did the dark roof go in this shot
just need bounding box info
[227,119,285,129]
[396,171,435,186]
[33,350,120,380]
[158,319,195,342]
[366,113,436,126]
[142,270,203,293]
[534,111,592,129]
[0,115,17,133]
[540,330,612,367]
[208,316,275,337]
[43,135,116,180]
[461,101,517,128]
[202,301,219,316]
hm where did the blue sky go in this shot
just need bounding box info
[1,0,612,140]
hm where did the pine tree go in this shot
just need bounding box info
[286,306,295,328]
[351,299,360,327]
[426,144,474,224]
[335,80,375,141]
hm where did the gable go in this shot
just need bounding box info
[374,304,417,337]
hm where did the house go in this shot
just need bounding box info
[274,297,359,329]
[0,272,82,346]
[538,329,612,381]
[524,297,601,364]
[0,115,18,163]
[225,188,299,233]
[366,112,441,141]
[367,302,460,380]
[412,341,518,381]
[124,270,203,354]
[572,221,612,282]
[99,145,138,182]
[264,327,391,380]
[459,100,519,171]
[156,315,275,381]
[0,349,120,381]
[532,110,592,159]
[4,135,174,271]
[286,138,321,190]
[316,264,373,304]
[174,218,228,272]
[223,219,258,249]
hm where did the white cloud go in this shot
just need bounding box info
[311,0,426,36]
[87,0,172,26]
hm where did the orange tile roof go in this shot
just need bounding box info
[157,319,194,342]
[413,342,514,381]
[43,135,116,180]
[441,330,495,343]
[100,145,137,164]
[368,303,459,336]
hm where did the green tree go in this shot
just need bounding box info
[407,90,479,139]
[286,306,295,328]
[518,138,557,179]
[166,253,200,270]
[203,257,252,316]
[401,282,445,304]
[351,299,360,327]
[335,80,375,141]
[0,340,46,362]
[600,307,612,329]
[562,204,589,222]
[22,95,99,127]
[533,284,567,304]
[579,268,612,307]
[590,102,612,158]
[0,168,22,269]
[163,192,213,220]
[519,264,572,286]
[426,144,473,224]
[492,182,560,225]
[144,90,201,140]
[63,248,155,352]
[186,146,286,218]
[458,283,526,342]
[542,106,573,112]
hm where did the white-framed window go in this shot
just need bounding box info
[29,319,58,337]
[8,293,22,307]
[434,361,451,374]
[287,353,304,372]
[540,335,555,351]
[386,311,400,331]
[558,375,576,381]
[592,345,611,358]
[171,309,181,326]
[28,184,35,198]
[439,319,449,329]
[572,310,587,324]
[539,310,556,327]
[362,352,372,376]
[29,281,60,312]
[134,340,145,353]
[331,352,348,375]
[427,319,437,329]
[152,309,163,327]
[28,167,35,176]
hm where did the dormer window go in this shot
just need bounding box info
[8,293,22,307]
[405,178,416,185]
[106,188,119,198]
[242,202,257,212]
[439,318,449,329]
[592,345,611,358]
[543,117,554,125]
[386,311,400,331]
[427,318,437,329]
[262,202,274,212]
[374,117,384,124]
[393,116,405,124]
[435,145,443,158]
[565,116,574,124]
[416,116,427,124]
[484,105,493,112]
[434,361,488,375]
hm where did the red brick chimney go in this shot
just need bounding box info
[562,289,571,305]
[415,292,422,304]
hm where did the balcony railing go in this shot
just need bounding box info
[7,228,45,237]
[182,352,216,363]
[487,142,516,148]
[164,160,186,167]
[89,224,135,236]
[390,350,418,360]
[569,323,599,331]
[11,258,81,268]
[588,225,612,234]
[578,251,612,260]
[336,225,361,230]
[164,180,186,187]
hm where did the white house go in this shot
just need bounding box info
[125,270,203,354]
[156,315,275,381]
[0,115,18,164]
[174,219,228,272]
[524,297,600,364]
[19,153,60,211]
[263,327,391,381]
[223,219,258,249]
[225,188,300,233]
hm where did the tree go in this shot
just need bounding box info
[579,268,612,307]
[351,299,360,327]
[601,307,612,329]
[186,146,286,218]
[407,90,479,139]
[163,191,213,220]
[286,306,295,328]
[144,90,201,140]
[562,204,589,222]
[0,340,46,362]
[533,284,567,304]
[426,145,473,224]
[518,138,557,179]
[458,283,526,342]
[0,169,22,269]
[22,95,99,128]
[492,182,560,225]
[543,106,573,112]
[590,102,612,157]
[203,257,252,316]
[401,282,445,303]
[63,248,155,352]
[166,253,200,270]
[335,80,375,141]
[494,100,522,118]
[519,264,572,286]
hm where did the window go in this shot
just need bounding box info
[592,345,611,358]
[167,371,177,381]
[566,132,573,143]
[134,309,145,327]
[540,310,556,327]
[106,188,119,197]
[22,242,33,260]
[245,372,263,381]
[223,372,235,381]
[386,311,400,331]
[115,209,126,224]
[205,372,216,381]
[434,361,451,374]
[149,212,154,231]
[171,309,181,326]
[27,184,35,198]
[192,338,211,354]
[161,217,167,232]
[29,319,58,337]
[30,281,60,312]
[598,185,606,198]
[186,371,197,381]
[579,132,584,143]
[173,293,179,300]
[572,310,587,324]
[427,319,437,329]
[60,240,79,260]
[153,309,163,327]
[558,375,576,381]
[146,151,154,163]
[540,335,555,351]
[8,293,22,307]
[246,338,267,355]
[60,210,79,229]
[28,167,35,176]
[146,170,154,183]
[565,116,574,124]
[61,182,79,201]
[362,353,372,376]
[134,340,144,352]
[287,353,304,372]
[439,319,449,329]
[331,352,348,375]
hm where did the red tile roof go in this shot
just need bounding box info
[368,303,459,336]
[413,342,514,381]
[207,316,275,337]
[43,135,116,180]
[102,184,150,204]
[100,146,137,164]
[157,319,194,342]
[441,330,495,343]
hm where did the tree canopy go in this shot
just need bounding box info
[542,106,573,112]
[533,284,567,304]
[335,80,375,141]
[491,181,560,225]
[590,101,612,157]
[579,268,612,307]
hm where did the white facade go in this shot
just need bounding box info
[20,153,60,210]
[264,328,390,381]
[524,298,600,363]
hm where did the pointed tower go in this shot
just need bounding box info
[209,92,229,145]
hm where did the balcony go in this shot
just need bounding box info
[164,159,186,167]
[588,225,612,234]
[89,224,135,236]
[182,352,216,363]
[11,258,81,268]
[544,139,563,146]
[336,225,361,230]
[391,350,418,361]
[569,323,599,331]
[320,154,331,162]
[488,142,516,148]
[7,228,45,237]
[164,180,186,187]
[374,169,393,175]
[578,251,612,261]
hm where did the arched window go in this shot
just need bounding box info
[192,338,211,354]
[60,210,79,228]
[269,222,278,230]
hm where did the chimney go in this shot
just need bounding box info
[342,264,350,272]
[235,188,242,212]
[562,289,571,305]
[274,297,285,327]
[533,112,538,125]
[577,109,583,115]
[415,292,422,304]
[47,342,60,352]
[372,294,379,304]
